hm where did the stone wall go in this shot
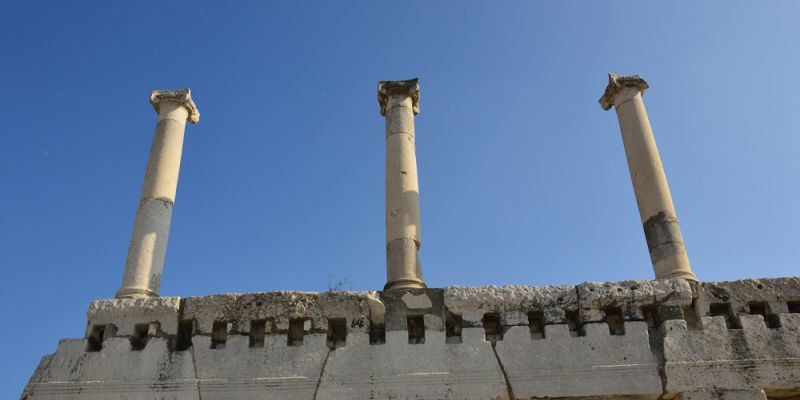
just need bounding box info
[22,278,800,399]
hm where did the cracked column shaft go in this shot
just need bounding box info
[599,74,697,281]
[378,78,426,290]
[116,89,200,299]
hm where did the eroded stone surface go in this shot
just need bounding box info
[22,277,800,399]
[444,284,576,325]
[182,291,373,335]
[496,322,662,399]
[662,278,800,395]
[679,388,767,400]
[24,338,198,400]
[695,277,800,316]
[577,278,692,322]
[381,288,444,332]
[88,296,181,335]
[317,330,507,399]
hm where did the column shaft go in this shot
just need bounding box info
[116,90,199,298]
[600,74,697,281]
[379,79,426,290]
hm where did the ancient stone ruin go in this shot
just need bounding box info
[21,77,800,400]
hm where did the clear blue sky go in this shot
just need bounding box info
[2,1,799,396]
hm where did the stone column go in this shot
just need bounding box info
[599,74,697,281]
[115,89,200,299]
[378,78,426,290]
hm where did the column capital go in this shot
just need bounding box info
[599,73,649,111]
[149,88,200,124]
[378,78,420,116]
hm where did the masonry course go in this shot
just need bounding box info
[22,277,800,399]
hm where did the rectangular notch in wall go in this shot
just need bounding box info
[288,318,306,346]
[369,323,386,345]
[709,303,741,329]
[130,323,151,351]
[528,310,544,339]
[445,312,462,344]
[605,307,625,336]
[86,325,106,352]
[566,310,584,337]
[174,320,194,351]
[407,315,425,344]
[483,313,502,343]
[642,305,659,331]
[682,301,702,330]
[211,321,228,349]
[327,318,347,349]
[748,302,781,329]
[644,304,701,331]
[250,319,266,348]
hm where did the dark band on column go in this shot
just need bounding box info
[642,212,686,264]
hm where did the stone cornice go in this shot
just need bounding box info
[149,88,200,124]
[599,73,649,110]
[378,78,420,116]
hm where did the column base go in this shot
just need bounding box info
[115,286,159,299]
[653,254,698,282]
[657,270,699,282]
[386,238,425,290]
[384,278,427,290]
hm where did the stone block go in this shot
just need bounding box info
[679,388,767,400]
[22,278,800,399]
[577,279,692,323]
[663,310,800,394]
[192,334,328,399]
[87,296,181,336]
[181,291,375,336]
[444,284,576,326]
[317,329,508,399]
[21,338,197,400]
[494,322,662,399]
[695,278,800,317]
[380,288,445,331]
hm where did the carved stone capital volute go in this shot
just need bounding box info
[149,88,200,124]
[378,78,420,116]
[599,73,649,111]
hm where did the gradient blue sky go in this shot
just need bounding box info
[2,1,799,396]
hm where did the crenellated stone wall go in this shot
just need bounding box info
[22,277,800,400]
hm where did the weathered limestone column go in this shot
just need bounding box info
[115,89,200,299]
[600,74,697,281]
[378,78,426,290]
